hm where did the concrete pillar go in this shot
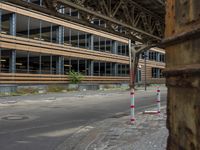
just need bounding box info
[165,0,200,149]
[113,63,118,76]
[88,60,94,76]
[9,13,16,36]
[56,26,64,44]
[88,34,94,50]
[112,41,118,54]
[9,50,16,73]
[156,52,160,62]
[56,56,64,75]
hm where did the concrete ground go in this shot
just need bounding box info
[58,108,168,150]
[0,87,167,150]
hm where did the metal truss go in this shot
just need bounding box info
[53,0,165,44]
[2,0,165,44]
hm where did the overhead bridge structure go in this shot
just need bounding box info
[7,0,165,44]
[44,0,165,44]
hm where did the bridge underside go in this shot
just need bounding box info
[46,0,165,44]
[6,0,165,44]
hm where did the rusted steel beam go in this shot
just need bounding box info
[164,64,200,77]
[166,76,200,89]
[161,26,200,48]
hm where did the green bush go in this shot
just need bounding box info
[68,71,83,84]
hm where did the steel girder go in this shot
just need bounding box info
[53,0,165,44]
[2,0,165,44]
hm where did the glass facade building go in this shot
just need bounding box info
[0,0,165,85]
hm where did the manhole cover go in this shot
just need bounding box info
[2,115,29,121]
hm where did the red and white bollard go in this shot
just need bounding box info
[143,86,161,114]
[157,86,161,113]
[130,88,135,124]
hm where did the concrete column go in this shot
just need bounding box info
[157,68,160,78]
[9,13,16,36]
[112,41,118,54]
[113,63,118,76]
[9,50,16,73]
[56,56,64,75]
[157,52,160,62]
[88,60,94,76]
[88,34,94,50]
[56,26,64,44]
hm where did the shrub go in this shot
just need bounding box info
[68,71,83,84]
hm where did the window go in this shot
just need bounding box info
[29,17,41,40]
[94,35,100,51]
[152,68,164,78]
[0,49,12,73]
[29,0,44,7]
[100,37,106,52]
[106,63,112,76]
[148,51,165,63]
[16,51,28,73]
[16,14,29,38]
[41,54,51,74]
[1,9,12,35]
[29,52,40,74]
[64,58,71,75]
[94,62,100,76]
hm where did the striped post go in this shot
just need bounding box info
[157,86,161,113]
[143,86,161,114]
[130,88,135,124]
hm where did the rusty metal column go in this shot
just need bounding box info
[164,0,200,149]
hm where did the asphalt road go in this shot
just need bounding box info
[0,89,167,150]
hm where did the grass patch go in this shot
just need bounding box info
[16,88,38,95]
[47,85,66,93]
